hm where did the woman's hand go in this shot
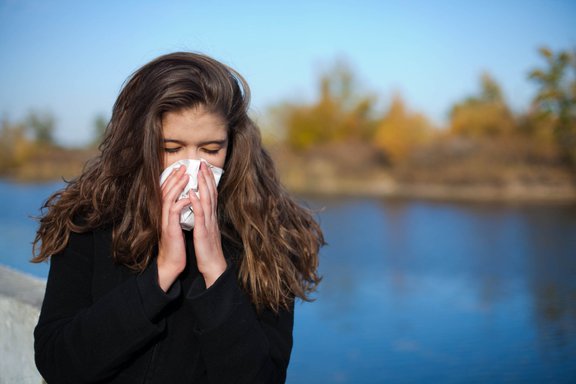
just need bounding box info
[157,165,190,292]
[190,161,227,288]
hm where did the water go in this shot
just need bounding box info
[1,180,575,383]
[0,180,62,278]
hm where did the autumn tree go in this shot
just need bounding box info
[277,60,377,150]
[373,94,432,164]
[450,73,516,137]
[0,115,33,171]
[25,110,56,146]
[528,47,576,165]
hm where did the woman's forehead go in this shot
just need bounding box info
[162,107,228,141]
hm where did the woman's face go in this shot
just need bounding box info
[161,105,228,169]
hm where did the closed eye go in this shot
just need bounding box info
[163,147,180,153]
[201,148,222,155]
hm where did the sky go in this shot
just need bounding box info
[1,0,575,146]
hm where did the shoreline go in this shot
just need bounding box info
[2,175,576,204]
[285,178,576,204]
[270,146,576,204]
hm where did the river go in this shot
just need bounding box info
[1,180,575,383]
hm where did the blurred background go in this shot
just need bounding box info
[1,0,575,383]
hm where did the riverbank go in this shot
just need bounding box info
[0,146,96,183]
[6,172,574,203]
[2,143,575,203]
[286,177,576,203]
[271,143,576,203]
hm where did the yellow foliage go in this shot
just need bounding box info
[450,73,516,137]
[373,95,432,163]
[529,46,576,164]
[278,59,377,151]
[451,102,516,137]
[0,120,32,170]
[0,117,48,173]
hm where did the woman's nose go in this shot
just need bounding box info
[185,148,199,160]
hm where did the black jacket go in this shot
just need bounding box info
[34,226,293,383]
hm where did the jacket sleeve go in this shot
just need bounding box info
[185,265,294,384]
[34,230,180,383]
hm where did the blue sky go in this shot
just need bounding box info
[1,0,575,146]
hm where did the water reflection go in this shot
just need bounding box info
[289,197,576,383]
[523,207,576,359]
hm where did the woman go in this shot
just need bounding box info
[32,52,323,383]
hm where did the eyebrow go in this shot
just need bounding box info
[162,139,228,146]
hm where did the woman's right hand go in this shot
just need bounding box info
[157,165,190,292]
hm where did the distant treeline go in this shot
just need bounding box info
[1,46,575,184]
[268,46,576,169]
[0,110,102,180]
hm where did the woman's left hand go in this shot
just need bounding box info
[189,161,227,288]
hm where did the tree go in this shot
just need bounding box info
[450,73,516,137]
[373,94,432,164]
[277,59,377,150]
[528,47,576,165]
[25,110,56,145]
[0,115,32,171]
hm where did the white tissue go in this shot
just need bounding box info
[159,159,224,230]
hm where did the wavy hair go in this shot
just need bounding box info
[32,52,323,312]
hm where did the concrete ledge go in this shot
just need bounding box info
[0,266,46,384]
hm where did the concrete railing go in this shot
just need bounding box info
[0,266,46,384]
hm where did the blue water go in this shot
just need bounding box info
[0,180,62,278]
[1,180,575,383]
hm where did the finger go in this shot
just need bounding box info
[201,162,219,207]
[163,170,189,203]
[189,188,205,228]
[160,165,182,190]
[161,172,189,229]
[172,197,191,214]
[201,161,218,195]
[197,166,215,221]
[163,197,188,225]
[161,166,187,196]
[161,166,186,197]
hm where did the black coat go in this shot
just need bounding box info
[34,226,293,383]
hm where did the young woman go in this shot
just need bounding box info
[32,52,323,383]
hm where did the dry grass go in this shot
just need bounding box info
[1,147,96,182]
[269,138,576,201]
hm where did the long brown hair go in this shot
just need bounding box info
[32,52,323,312]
